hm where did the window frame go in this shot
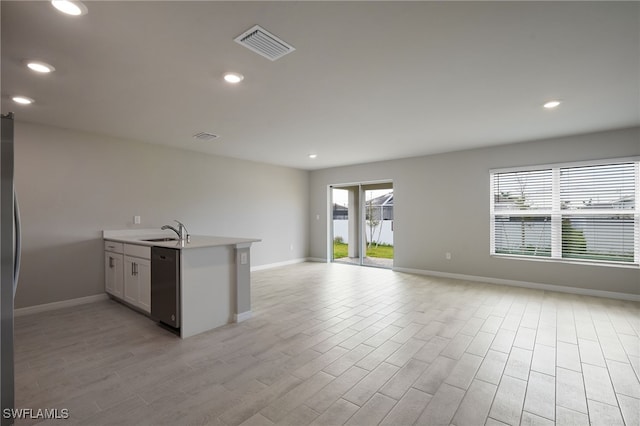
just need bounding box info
[490,157,640,268]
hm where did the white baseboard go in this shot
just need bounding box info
[393,267,640,302]
[306,257,328,263]
[15,293,110,317]
[251,258,308,271]
[234,311,252,322]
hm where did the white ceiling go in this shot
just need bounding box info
[2,1,638,170]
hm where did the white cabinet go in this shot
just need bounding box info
[104,241,124,299]
[124,256,151,313]
[104,240,151,314]
[104,251,124,298]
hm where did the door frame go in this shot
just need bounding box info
[328,179,393,267]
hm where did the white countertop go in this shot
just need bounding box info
[103,229,260,250]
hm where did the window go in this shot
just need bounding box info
[490,158,639,266]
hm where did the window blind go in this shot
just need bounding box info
[493,169,553,212]
[560,163,636,263]
[492,169,552,257]
[490,159,639,266]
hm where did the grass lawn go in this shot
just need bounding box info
[366,244,394,259]
[333,242,393,259]
[333,242,349,259]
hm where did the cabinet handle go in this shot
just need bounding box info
[131,262,135,276]
[133,262,138,276]
[109,256,114,268]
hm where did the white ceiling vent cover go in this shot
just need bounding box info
[234,25,295,61]
[193,132,219,141]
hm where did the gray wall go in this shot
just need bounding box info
[309,127,640,296]
[14,122,640,308]
[14,122,309,308]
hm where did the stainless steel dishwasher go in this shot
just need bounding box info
[151,247,180,330]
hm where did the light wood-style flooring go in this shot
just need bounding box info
[14,262,640,425]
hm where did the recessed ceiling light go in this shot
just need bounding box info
[543,100,561,109]
[12,96,34,105]
[223,72,244,84]
[51,0,88,16]
[25,60,55,73]
[308,154,317,159]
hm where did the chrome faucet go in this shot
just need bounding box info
[161,224,180,239]
[174,220,190,242]
[161,220,190,242]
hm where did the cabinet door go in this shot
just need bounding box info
[124,257,139,306]
[105,252,124,298]
[136,258,151,313]
[113,255,124,298]
[105,252,114,294]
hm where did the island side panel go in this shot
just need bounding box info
[235,245,251,322]
[180,245,234,338]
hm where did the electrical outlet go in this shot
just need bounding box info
[290,244,294,251]
[134,215,141,224]
[240,252,248,265]
[445,252,452,260]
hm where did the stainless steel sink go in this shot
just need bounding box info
[141,237,178,242]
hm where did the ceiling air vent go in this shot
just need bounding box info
[193,132,219,142]
[234,25,295,61]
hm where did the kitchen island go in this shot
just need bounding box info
[103,229,260,338]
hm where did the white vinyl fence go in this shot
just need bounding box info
[333,220,394,245]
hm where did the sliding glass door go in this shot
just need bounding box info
[362,186,394,267]
[330,182,393,268]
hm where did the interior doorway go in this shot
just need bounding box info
[330,182,393,268]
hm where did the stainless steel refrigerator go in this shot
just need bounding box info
[1,112,21,426]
